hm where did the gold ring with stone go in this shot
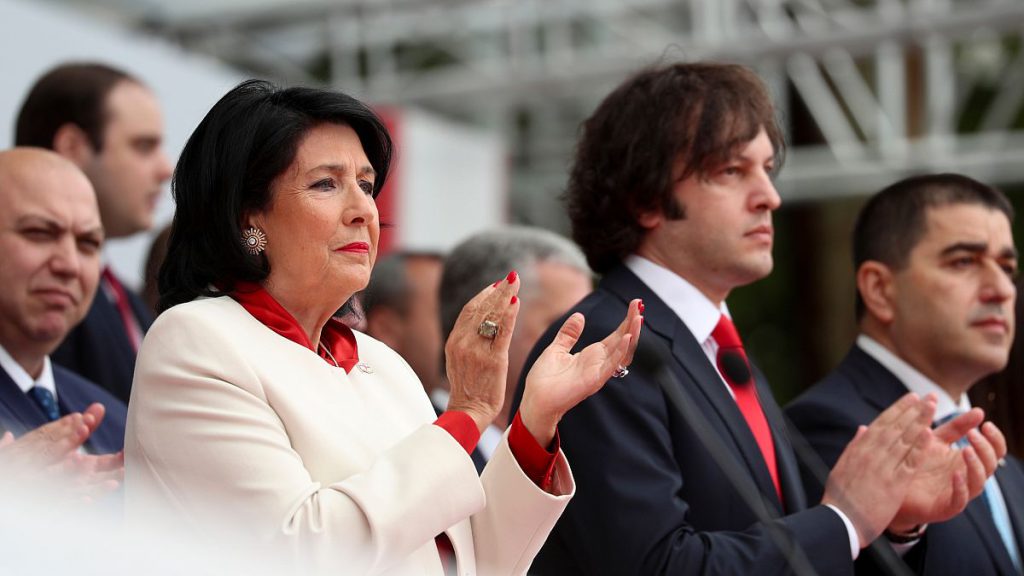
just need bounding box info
[477,320,499,339]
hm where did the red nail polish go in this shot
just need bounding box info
[639,301,645,314]
[511,295,518,305]
[507,270,518,283]
[492,281,500,288]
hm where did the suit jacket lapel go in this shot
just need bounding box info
[754,363,806,512]
[962,489,1019,575]
[997,461,1024,560]
[601,265,785,514]
[837,347,910,413]
[0,366,48,435]
[991,463,1024,573]
[126,287,155,332]
[93,295,137,361]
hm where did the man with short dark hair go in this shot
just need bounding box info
[16,62,173,403]
[788,173,1024,575]
[514,62,1003,575]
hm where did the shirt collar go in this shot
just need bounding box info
[0,343,57,399]
[624,254,730,343]
[856,334,970,420]
[229,282,360,373]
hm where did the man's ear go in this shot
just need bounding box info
[51,123,95,167]
[857,261,897,324]
[636,209,662,230]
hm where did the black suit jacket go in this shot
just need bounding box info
[52,285,153,405]
[512,265,853,575]
[0,361,127,454]
[786,345,1024,576]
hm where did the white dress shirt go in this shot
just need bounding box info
[0,343,57,401]
[624,255,735,399]
[625,254,861,558]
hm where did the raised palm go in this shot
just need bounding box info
[519,299,643,445]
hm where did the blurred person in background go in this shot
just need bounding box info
[972,273,1024,461]
[440,227,592,469]
[788,173,1022,575]
[335,291,368,332]
[363,252,445,407]
[141,224,172,314]
[125,80,642,575]
[15,62,174,404]
[514,61,1003,575]
[0,148,125,494]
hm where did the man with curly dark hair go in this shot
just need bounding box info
[514,62,1005,575]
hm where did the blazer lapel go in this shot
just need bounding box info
[601,266,784,514]
[92,295,137,363]
[838,347,911,413]
[993,463,1024,573]
[962,490,1019,575]
[126,287,155,332]
[755,363,806,513]
[0,366,48,435]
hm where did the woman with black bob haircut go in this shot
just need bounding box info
[124,80,643,575]
[157,79,393,311]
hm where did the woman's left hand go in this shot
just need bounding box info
[518,299,643,447]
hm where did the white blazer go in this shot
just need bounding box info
[124,296,574,575]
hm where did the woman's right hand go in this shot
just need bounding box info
[444,271,522,433]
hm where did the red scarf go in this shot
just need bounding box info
[229,282,360,373]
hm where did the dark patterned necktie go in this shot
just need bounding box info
[28,386,60,422]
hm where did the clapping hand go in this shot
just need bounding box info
[519,299,643,446]
[445,272,522,433]
[887,408,1006,532]
[0,403,124,502]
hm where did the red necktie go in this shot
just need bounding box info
[712,315,782,505]
[102,267,143,352]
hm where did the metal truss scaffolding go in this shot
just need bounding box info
[142,0,1024,223]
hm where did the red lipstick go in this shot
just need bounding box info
[337,242,370,254]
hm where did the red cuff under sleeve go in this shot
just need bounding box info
[508,411,559,491]
[433,411,481,455]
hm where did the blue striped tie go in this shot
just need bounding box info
[28,386,60,422]
[936,412,1021,571]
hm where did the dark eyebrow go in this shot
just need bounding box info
[940,242,1019,260]
[307,164,377,178]
[734,153,775,165]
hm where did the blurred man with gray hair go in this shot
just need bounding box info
[440,226,592,463]
[363,252,445,409]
